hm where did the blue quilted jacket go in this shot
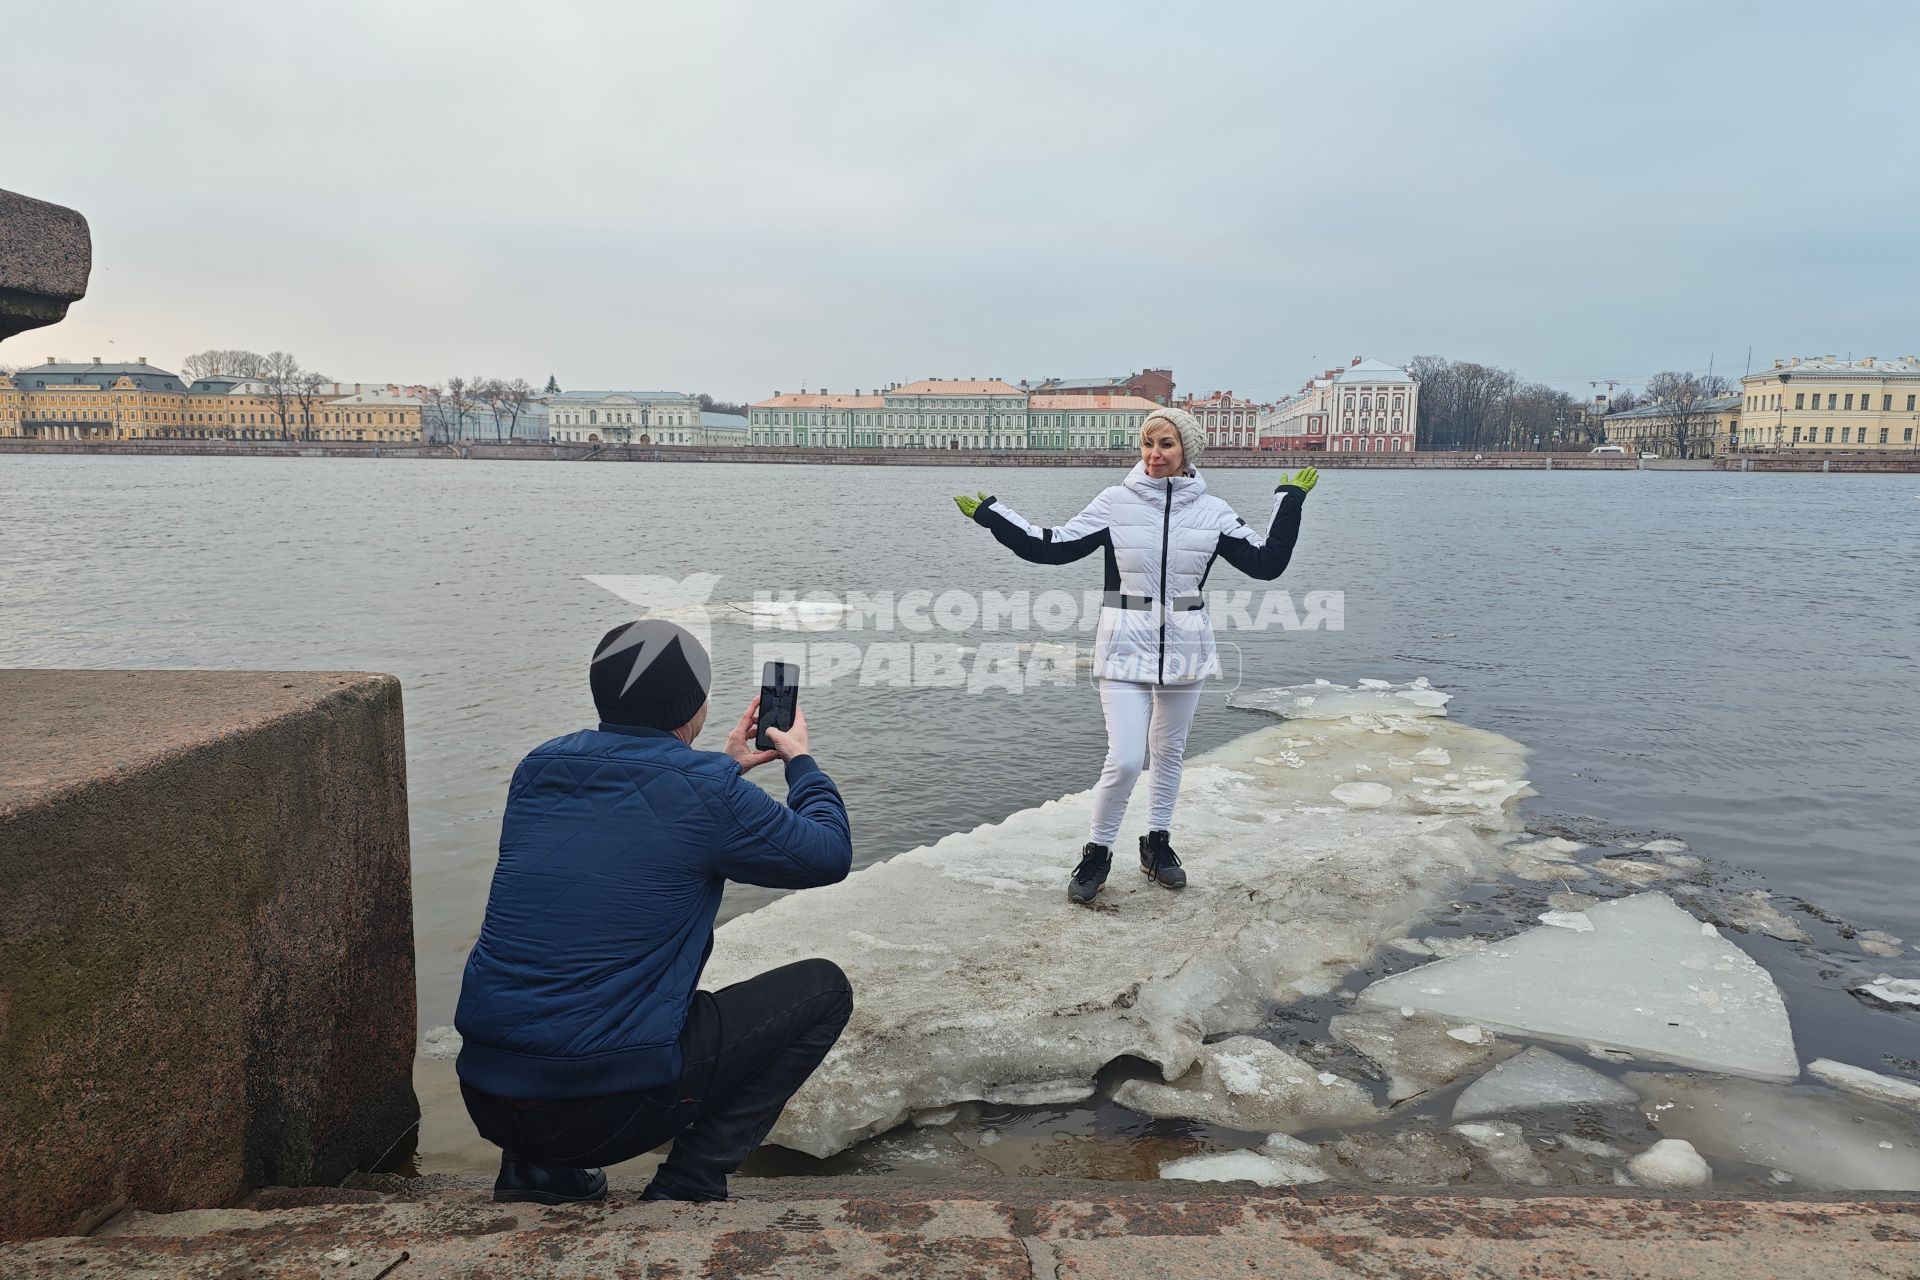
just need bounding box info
[453,722,852,1099]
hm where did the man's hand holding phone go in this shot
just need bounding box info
[764,704,809,761]
[723,695,780,772]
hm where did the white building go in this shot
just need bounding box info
[748,379,1162,450]
[548,390,737,445]
[1260,356,1419,453]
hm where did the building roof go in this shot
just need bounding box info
[1604,394,1740,422]
[8,361,187,393]
[751,393,885,409]
[889,379,1026,396]
[549,389,693,402]
[326,389,424,408]
[1028,374,1131,391]
[1030,394,1163,412]
[1746,355,1920,381]
[1332,358,1414,385]
[701,412,748,429]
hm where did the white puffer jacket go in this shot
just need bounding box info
[974,462,1308,685]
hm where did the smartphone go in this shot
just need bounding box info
[755,661,799,751]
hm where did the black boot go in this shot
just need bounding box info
[1068,842,1112,904]
[494,1151,609,1205]
[1139,830,1186,890]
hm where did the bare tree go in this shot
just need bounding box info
[257,351,302,438]
[293,369,333,440]
[181,348,268,381]
[445,377,476,442]
[501,377,533,441]
[1644,371,1733,459]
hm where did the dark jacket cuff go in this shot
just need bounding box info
[971,496,998,525]
[784,753,823,785]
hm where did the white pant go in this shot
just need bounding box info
[1089,678,1205,848]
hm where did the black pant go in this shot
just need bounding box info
[461,958,852,1201]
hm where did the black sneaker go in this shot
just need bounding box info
[494,1152,609,1205]
[1068,842,1112,904]
[1139,830,1187,890]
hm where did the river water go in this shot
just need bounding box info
[4,455,1917,1176]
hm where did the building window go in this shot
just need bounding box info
[1827,394,1837,409]
[1880,427,1890,443]
[1794,393,1805,409]
[1825,426,1835,442]
[1845,394,1854,410]
[1841,427,1851,443]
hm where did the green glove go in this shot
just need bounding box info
[953,492,989,518]
[1281,467,1319,493]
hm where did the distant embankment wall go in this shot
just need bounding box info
[0,438,1663,469]
[0,671,418,1241]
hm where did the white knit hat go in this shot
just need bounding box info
[1142,406,1205,466]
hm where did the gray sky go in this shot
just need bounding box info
[7,0,1916,403]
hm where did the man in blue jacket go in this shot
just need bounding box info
[454,618,853,1204]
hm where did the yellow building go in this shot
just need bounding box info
[1602,394,1740,458]
[0,360,423,442]
[1737,355,1920,451]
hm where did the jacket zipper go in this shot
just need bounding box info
[1157,478,1171,683]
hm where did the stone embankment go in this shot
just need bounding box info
[2,1178,1915,1278]
[0,671,419,1241]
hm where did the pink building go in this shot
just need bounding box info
[1175,390,1269,450]
[1260,356,1418,453]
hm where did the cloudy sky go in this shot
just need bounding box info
[7,0,1916,402]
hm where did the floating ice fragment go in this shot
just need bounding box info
[1807,1059,1920,1109]
[1859,930,1906,959]
[1539,911,1593,932]
[1451,1047,1639,1121]
[1411,747,1451,766]
[1356,894,1799,1081]
[1230,680,1450,722]
[1596,858,1672,884]
[1330,1010,1514,1103]
[1855,977,1920,1009]
[1627,1138,1712,1189]
[1159,1150,1327,1186]
[1115,1037,1380,1133]
[1452,1122,1550,1185]
[1358,678,1392,689]
[1637,839,1690,855]
[1559,1134,1624,1159]
[1446,1025,1484,1045]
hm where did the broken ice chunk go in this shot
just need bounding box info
[1331,781,1394,809]
[1159,1149,1327,1186]
[1714,891,1811,943]
[1807,1059,1920,1110]
[1411,746,1452,766]
[1538,911,1594,932]
[1355,894,1799,1082]
[1855,977,1920,1009]
[1637,839,1690,855]
[1627,1138,1712,1189]
[1229,680,1451,722]
[1330,1010,1515,1104]
[1451,1046,1639,1121]
[1859,930,1906,960]
[1452,1122,1551,1185]
[1446,1025,1485,1044]
[1114,1037,1380,1133]
[1595,858,1673,884]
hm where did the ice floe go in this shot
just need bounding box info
[1323,1130,1472,1186]
[1112,1036,1379,1133]
[1807,1059,1920,1109]
[1227,677,1451,721]
[1629,1072,1920,1191]
[1158,1144,1328,1187]
[1356,894,1799,1082]
[703,683,1531,1156]
[1451,1122,1551,1185]
[1855,976,1920,1009]
[1451,1047,1639,1121]
[1330,1009,1516,1104]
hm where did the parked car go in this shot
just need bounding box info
[1640,452,1659,460]
[1590,445,1627,454]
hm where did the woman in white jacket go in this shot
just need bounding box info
[956,407,1316,904]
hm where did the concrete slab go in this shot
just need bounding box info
[1,1179,1914,1278]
